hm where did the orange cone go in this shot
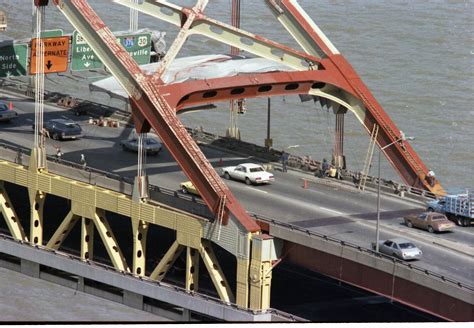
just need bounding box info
[9,101,13,110]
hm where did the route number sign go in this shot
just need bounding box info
[71,31,151,71]
[30,36,69,74]
[0,43,28,77]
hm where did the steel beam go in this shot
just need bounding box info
[81,217,94,261]
[46,211,79,250]
[199,240,235,304]
[114,0,319,71]
[185,247,200,293]
[0,182,27,242]
[28,190,45,246]
[92,209,129,272]
[131,218,148,276]
[149,240,185,281]
[249,235,273,311]
[54,0,260,232]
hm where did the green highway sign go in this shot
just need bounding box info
[71,31,152,71]
[40,29,63,38]
[0,43,28,77]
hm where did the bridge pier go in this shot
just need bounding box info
[333,106,347,169]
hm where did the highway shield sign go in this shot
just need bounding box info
[30,36,69,74]
[0,43,28,77]
[71,31,151,71]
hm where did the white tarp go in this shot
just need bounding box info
[89,54,294,100]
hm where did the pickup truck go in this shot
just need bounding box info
[404,212,455,233]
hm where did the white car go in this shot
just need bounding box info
[371,238,422,261]
[222,163,274,185]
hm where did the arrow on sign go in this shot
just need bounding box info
[46,60,53,70]
[84,61,91,68]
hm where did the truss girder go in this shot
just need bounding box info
[46,211,79,250]
[199,240,235,304]
[150,240,185,281]
[114,0,320,71]
[54,0,260,232]
[92,209,130,272]
[0,182,27,242]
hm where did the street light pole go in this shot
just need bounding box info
[375,132,414,252]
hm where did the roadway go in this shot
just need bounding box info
[1,91,473,287]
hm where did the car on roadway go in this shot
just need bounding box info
[221,163,274,185]
[43,119,83,140]
[120,137,162,155]
[371,238,422,261]
[0,102,18,122]
[404,212,455,233]
[180,181,199,196]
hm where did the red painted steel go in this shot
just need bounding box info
[278,0,444,195]
[284,242,472,321]
[58,0,260,232]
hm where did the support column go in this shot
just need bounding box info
[0,181,27,241]
[249,235,275,312]
[185,247,199,293]
[264,98,272,149]
[29,190,45,246]
[81,217,94,261]
[132,218,148,276]
[236,256,250,308]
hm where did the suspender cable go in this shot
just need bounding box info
[33,5,46,150]
[129,0,138,32]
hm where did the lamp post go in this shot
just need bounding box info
[375,132,414,252]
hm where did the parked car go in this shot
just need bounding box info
[371,238,422,261]
[221,163,274,185]
[42,119,83,140]
[180,181,199,196]
[120,137,162,155]
[404,212,455,233]
[0,102,18,122]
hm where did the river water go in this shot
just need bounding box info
[1,0,473,189]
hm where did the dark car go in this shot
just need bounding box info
[120,137,162,155]
[43,119,84,140]
[0,102,18,122]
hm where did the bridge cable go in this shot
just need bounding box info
[33,5,46,151]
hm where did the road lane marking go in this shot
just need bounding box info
[318,206,344,215]
[246,187,268,194]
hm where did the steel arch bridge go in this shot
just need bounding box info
[0,0,464,319]
[46,0,444,235]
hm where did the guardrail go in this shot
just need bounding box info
[249,211,474,292]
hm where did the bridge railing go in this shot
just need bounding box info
[250,212,474,292]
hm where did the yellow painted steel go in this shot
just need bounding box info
[29,190,45,246]
[0,181,27,241]
[92,208,130,273]
[0,160,274,311]
[185,247,200,293]
[199,240,235,304]
[249,237,273,311]
[45,211,79,250]
[150,241,185,281]
[131,218,148,276]
[81,217,94,261]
